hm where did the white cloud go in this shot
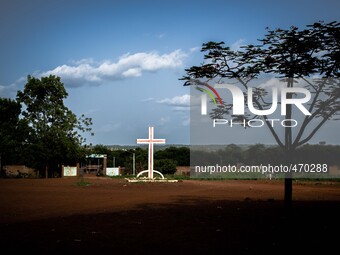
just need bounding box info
[0,77,26,98]
[190,46,200,53]
[258,78,282,89]
[122,68,142,77]
[70,58,95,65]
[157,94,190,106]
[40,49,187,87]
[231,39,245,51]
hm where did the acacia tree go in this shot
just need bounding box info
[181,21,340,207]
[17,75,93,177]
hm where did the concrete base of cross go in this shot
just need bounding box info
[136,170,165,179]
[125,177,178,183]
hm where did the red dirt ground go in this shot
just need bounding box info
[0,177,340,254]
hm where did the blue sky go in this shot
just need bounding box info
[1,0,339,145]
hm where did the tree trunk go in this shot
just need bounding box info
[284,172,292,209]
[0,154,2,176]
[45,163,48,178]
[284,78,294,210]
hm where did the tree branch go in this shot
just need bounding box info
[236,77,284,148]
[293,90,338,147]
[296,109,337,147]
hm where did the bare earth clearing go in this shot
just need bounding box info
[0,177,339,254]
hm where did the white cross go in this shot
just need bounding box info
[137,127,166,179]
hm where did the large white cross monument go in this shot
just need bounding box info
[136,126,166,179]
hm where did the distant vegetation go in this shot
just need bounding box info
[87,145,190,175]
[191,143,340,167]
[88,143,340,177]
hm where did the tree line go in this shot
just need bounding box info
[88,144,190,175]
[191,143,340,167]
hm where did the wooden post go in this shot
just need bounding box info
[103,156,107,176]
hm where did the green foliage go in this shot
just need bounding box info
[155,146,190,166]
[91,144,112,155]
[220,144,244,165]
[15,75,93,177]
[154,158,177,175]
[76,177,91,187]
[0,98,29,167]
[244,144,267,165]
[295,144,340,166]
[192,144,340,166]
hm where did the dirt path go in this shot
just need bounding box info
[0,177,339,254]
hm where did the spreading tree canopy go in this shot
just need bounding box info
[181,21,340,207]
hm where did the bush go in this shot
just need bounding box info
[155,159,177,175]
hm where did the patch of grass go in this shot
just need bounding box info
[165,174,190,180]
[76,177,91,187]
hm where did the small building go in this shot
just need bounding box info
[175,166,190,176]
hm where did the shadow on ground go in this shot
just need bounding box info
[1,198,339,254]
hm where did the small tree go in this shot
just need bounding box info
[181,21,340,207]
[155,158,177,175]
[17,75,93,177]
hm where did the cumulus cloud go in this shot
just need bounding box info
[157,94,190,106]
[122,68,142,77]
[40,49,187,87]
